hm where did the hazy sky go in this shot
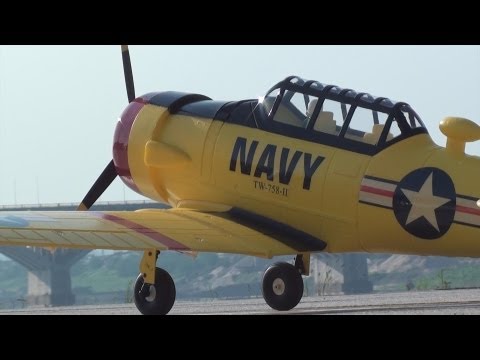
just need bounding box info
[0,45,478,206]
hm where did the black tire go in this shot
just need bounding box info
[133,267,176,315]
[262,262,304,311]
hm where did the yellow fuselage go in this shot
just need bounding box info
[122,101,480,258]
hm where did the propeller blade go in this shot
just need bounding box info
[77,160,117,211]
[77,46,135,211]
[121,45,136,103]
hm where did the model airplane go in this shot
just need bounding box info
[1,46,479,315]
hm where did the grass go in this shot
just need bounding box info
[415,266,480,290]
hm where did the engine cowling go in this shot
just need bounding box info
[112,91,226,206]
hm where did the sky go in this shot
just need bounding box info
[0,45,478,206]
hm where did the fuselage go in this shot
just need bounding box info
[112,78,480,258]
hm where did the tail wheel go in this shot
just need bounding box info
[134,267,176,315]
[262,262,304,311]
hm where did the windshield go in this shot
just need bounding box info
[396,104,425,129]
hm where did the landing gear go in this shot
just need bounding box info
[133,249,176,315]
[134,267,176,315]
[262,262,304,311]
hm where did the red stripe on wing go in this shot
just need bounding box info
[98,213,190,251]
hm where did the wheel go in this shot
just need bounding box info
[262,262,304,311]
[133,267,176,315]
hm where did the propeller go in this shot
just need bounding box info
[77,160,118,210]
[121,45,136,103]
[77,45,136,211]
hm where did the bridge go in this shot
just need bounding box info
[0,201,372,306]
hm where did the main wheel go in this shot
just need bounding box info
[134,267,176,315]
[262,262,304,311]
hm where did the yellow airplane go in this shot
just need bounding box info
[1,46,480,315]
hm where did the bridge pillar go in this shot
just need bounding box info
[27,265,75,306]
[0,247,89,307]
[342,253,373,294]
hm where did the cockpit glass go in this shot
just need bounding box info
[308,81,325,91]
[360,93,375,104]
[261,88,280,117]
[327,86,342,96]
[399,104,425,129]
[289,77,306,86]
[272,90,310,128]
[258,76,428,153]
[380,98,394,107]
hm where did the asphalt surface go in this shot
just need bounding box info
[2,289,480,314]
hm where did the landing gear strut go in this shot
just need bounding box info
[133,250,176,315]
[262,261,304,311]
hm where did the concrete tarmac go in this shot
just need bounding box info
[1,289,480,315]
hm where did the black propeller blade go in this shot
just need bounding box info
[77,160,117,210]
[121,45,136,103]
[77,46,136,211]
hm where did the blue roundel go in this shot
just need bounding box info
[393,167,456,240]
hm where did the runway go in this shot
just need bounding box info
[2,289,480,314]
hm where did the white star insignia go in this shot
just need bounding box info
[401,172,450,232]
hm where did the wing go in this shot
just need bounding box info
[0,208,326,258]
